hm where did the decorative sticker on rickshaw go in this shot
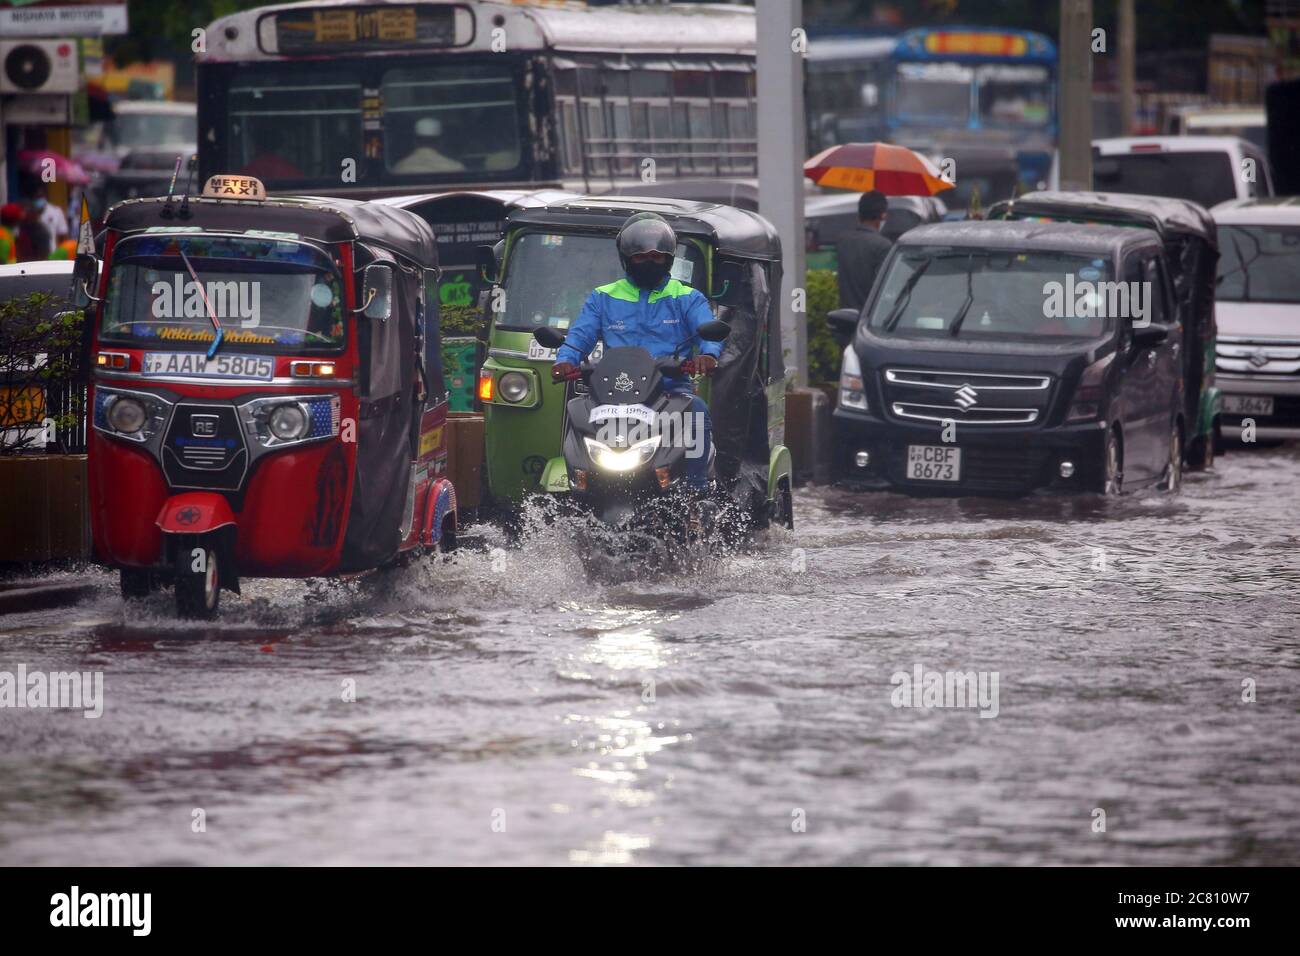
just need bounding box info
[670,243,694,284]
[540,234,564,247]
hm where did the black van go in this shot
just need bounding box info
[830,220,1184,495]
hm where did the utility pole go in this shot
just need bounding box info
[1058,0,1094,190]
[756,0,807,386]
[1118,0,1136,136]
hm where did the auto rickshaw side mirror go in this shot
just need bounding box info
[533,326,567,350]
[698,319,731,342]
[476,244,500,284]
[72,253,100,308]
[361,263,393,321]
[827,308,860,337]
[1132,321,1169,350]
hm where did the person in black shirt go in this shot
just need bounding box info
[835,190,893,313]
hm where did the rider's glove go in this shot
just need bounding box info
[693,354,719,376]
[551,361,579,383]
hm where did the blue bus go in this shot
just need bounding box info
[806,27,1058,202]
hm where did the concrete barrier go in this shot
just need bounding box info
[784,388,832,485]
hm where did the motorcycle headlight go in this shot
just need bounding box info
[106,396,146,434]
[498,371,530,403]
[583,434,661,472]
[269,403,310,441]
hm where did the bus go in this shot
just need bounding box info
[806,27,1058,201]
[195,0,758,197]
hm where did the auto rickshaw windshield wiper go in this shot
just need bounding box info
[177,248,225,359]
[948,256,977,337]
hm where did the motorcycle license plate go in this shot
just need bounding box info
[143,352,275,381]
[906,444,961,481]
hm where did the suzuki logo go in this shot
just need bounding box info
[190,414,218,437]
[953,384,979,409]
[1249,351,1270,368]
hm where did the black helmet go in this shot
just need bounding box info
[616,212,676,272]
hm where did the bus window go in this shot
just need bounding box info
[230,71,362,181]
[383,63,521,177]
[977,64,1051,128]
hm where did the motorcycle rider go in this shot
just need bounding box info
[551,213,720,490]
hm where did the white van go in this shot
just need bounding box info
[1211,197,1300,441]
[1092,136,1273,210]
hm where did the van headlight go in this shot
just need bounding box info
[839,346,868,411]
[583,434,660,472]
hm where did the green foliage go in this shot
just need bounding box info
[107,0,266,65]
[0,294,85,454]
[804,269,843,386]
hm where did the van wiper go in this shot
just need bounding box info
[948,257,976,337]
[1227,231,1260,302]
[882,259,932,332]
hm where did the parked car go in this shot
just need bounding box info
[1092,136,1273,209]
[829,220,1185,495]
[1211,196,1300,442]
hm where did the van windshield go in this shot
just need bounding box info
[1216,224,1300,304]
[1093,151,1237,209]
[101,234,346,352]
[868,247,1116,340]
[496,231,706,331]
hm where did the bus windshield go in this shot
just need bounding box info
[895,62,971,124]
[498,232,706,332]
[868,248,1115,340]
[101,234,346,353]
[225,59,523,187]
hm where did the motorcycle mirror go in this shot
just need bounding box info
[533,326,567,349]
[697,319,731,342]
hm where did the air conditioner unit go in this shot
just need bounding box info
[0,40,80,96]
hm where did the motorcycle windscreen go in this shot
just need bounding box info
[338,248,419,572]
[709,260,772,505]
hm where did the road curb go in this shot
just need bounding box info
[0,582,98,615]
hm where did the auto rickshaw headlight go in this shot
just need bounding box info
[499,371,530,403]
[106,396,147,434]
[269,403,310,441]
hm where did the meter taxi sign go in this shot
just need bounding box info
[202,176,267,200]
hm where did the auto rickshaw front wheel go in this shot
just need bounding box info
[175,541,221,619]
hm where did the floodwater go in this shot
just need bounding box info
[2,446,1299,866]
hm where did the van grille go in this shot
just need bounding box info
[882,367,1053,427]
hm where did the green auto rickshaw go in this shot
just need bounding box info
[475,195,793,529]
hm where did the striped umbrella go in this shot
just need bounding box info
[803,142,953,196]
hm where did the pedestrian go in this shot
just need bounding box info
[30,184,70,250]
[834,190,893,313]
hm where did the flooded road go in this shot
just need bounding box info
[2,446,1299,866]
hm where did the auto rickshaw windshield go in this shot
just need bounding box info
[496,231,707,331]
[100,233,346,352]
[869,248,1116,340]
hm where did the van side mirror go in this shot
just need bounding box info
[533,326,567,350]
[698,319,730,342]
[72,253,100,308]
[828,308,859,335]
[361,263,393,320]
[476,243,502,284]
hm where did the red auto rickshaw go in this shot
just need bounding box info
[76,175,457,617]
